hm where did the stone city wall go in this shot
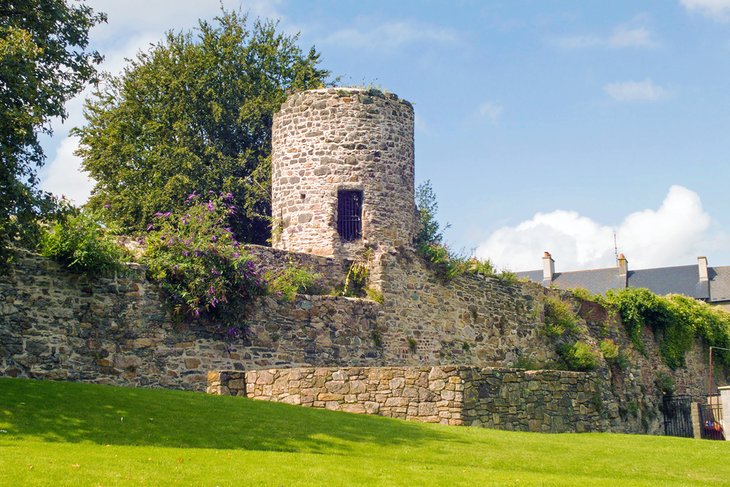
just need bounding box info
[375,249,556,367]
[207,366,615,433]
[459,367,611,432]
[0,250,383,391]
[1,248,558,392]
[1,249,722,436]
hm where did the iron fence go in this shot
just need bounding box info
[662,394,694,438]
[699,395,725,441]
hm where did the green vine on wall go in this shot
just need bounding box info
[543,294,601,371]
[603,288,730,369]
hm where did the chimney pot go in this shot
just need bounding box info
[617,253,628,287]
[542,251,555,285]
[698,256,709,282]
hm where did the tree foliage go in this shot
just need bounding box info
[0,0,105,265]
[75,10,329,244]
[414,180,514,283]
[415,180,443,246]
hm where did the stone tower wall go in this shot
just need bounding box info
[271,88,416,260]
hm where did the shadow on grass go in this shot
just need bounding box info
[0,378,453,453]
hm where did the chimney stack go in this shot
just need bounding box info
[542,251,555,286]
[617,253,628,287]
[698,256,709,282]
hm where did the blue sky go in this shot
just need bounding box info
[40,0,730,272]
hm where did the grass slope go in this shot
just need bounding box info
[1,378,729,486]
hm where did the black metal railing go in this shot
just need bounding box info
[663,394,694,438]
[337,190,362,241]
[699,395,725,440]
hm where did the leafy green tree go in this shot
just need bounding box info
[75,10,329,244]
[0,0,105,265]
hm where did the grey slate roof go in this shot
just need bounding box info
[629,265,708,300]
[711,266,730,302]
[516,263,730,303]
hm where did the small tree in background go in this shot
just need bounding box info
[0,0,106,266]
[415,179,444,246]
[75,9,329,245]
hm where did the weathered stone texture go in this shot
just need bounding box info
[271,88,417,259]
[461,368,610,432]
[2,247,722,435]
[245,244,350,293]
[0,250,384,390]
[376,250,555,368]
[244,366,465,424]
[208,366,618,433]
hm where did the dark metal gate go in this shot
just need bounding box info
[662,394,693,438]
[337,190,362,241]
[699,395,725,441]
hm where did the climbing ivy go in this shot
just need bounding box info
[605,288,730,369]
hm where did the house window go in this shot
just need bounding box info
[337,190,362,241]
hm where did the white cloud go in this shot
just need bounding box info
[680,0,730,21]
[86,0,284,42]
[555,22,658,49]
[478,102,503,123]
[321,21,458,50]
[475,186,716,272]
[604,79,672,102]
[40,136,95,205]
[608,25,656,48]
[414,113,431,134]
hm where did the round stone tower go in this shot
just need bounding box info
[271,87,416,260]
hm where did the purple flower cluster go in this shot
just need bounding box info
[146,191,265,324]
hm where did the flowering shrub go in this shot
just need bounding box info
[143,192,266,323]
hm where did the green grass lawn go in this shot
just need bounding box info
[1,378,729,486]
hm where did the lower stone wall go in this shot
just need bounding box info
[460,367,612,432]
[208,367,465,424]
[208,366,619,433]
